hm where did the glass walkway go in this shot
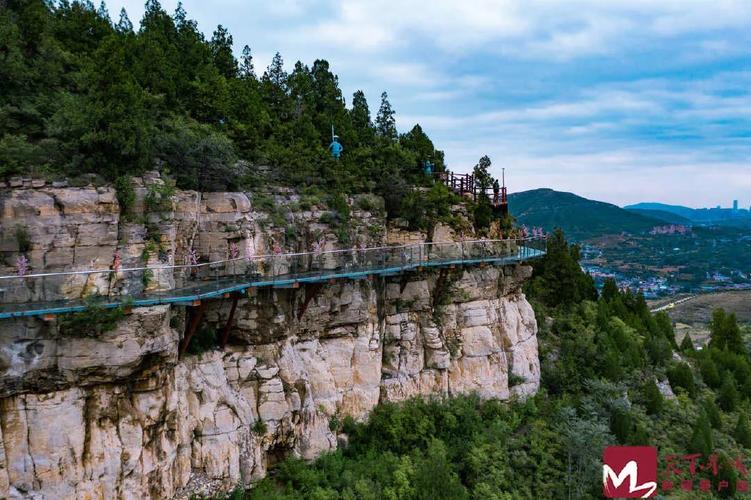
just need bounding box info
[0,238,546,319]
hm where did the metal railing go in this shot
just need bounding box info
[0,238,547,316]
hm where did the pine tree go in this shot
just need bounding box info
[376,91,397,140]
[210,25,236,79]
[700,357,720,387]
[116,8,133,33]
[240,45,255,79]
[735,414,751,448]
[473,155,494,194]
[642,380,664,415]
[718,376,739,411]
[688,412,714,456]
[351,90,371,129]
[680,333,694,352]
[710,309,745,354]
[265,52,287,89]
[702,398,722,429]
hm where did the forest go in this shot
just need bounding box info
[238,232,751,499]
[0,1,452,212]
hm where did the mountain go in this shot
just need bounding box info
[508,188,662,241]
[625,208,692,225]
[626,202,751,228]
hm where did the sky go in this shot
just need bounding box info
[107,0,751,208]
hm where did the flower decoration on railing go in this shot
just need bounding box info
[187,247,199,266]
[531,227,546,238]
[272,242,283,255]
[229,241,240,259]
[312,238,325,256]
[16,255,29,277]
[112,250,122,273]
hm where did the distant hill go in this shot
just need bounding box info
[626,208,692,225]
[508,189,662,241]
[626,202,751,228]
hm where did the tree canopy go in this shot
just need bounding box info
[0,0,446,201]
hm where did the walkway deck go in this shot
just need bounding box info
[0,239,546,319]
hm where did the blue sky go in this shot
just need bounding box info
[108,0,751,207]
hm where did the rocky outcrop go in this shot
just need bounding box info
[0,179,540,499]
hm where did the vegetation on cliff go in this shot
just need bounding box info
[1,1,444,206]
[235,232,751,499]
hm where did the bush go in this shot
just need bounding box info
[14,225,32,253]
[114,175,135,218]
[667,362,696,398]
[59,297,129,337]
[735,414,751,448]
[252,419,268,435]
[642,380,664,415]
[718,377,739,411]
[144,179,176,212]
[186,325,218,355]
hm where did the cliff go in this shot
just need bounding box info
[0,175,539,499]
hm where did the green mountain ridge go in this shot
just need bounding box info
[627,202,751,228]
[508,188,662,240]
[625,208,693,225]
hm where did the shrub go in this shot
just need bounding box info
[252,419,268,435]
[59,297,129,337]
[718,377,739,411]
[186,325,217,355]
[735,414,751,448]
[144,179,176,212]
[14,225,32,253]
[328,192,351,222]
[642,380,664,415]
[114,175,135,218]
[667,362,696,398]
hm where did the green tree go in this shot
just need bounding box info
[240,44,255,79]
[710,309,745,354]
[210,24,236,79]
[376,91,397,140]
[473,155,494,194]
[688,411,714,456]
[642,380,664,415]
[718,376,739,411]
[680,333,695,352]
[735,413,751,448]
[666,362,696,398]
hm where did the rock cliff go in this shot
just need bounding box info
[0,176,539,499]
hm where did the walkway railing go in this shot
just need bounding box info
[0,237,547,318]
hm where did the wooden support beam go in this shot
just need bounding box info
[220,293,240,348]
[180,301,207,357]
[298,282,325,320]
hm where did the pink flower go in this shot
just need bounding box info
[112,250,122,272]
[187,247,199,266]
[312,238,325,256]
[16,255,29,276]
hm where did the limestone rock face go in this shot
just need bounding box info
[0,182,540,499]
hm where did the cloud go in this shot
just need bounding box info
[103,0,751,207]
